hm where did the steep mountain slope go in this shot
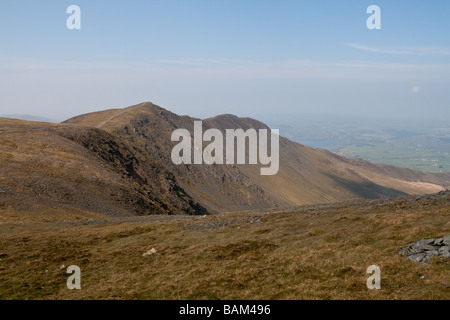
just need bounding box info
[65,104,281,213]
[64,102,450,213]
[0,118,206,222]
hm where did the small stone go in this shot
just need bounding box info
[143,248,157,256]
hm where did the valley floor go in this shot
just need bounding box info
[0,192,449,300]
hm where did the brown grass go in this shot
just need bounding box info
[0,193,448,300]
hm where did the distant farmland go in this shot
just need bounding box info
[263,114,450,173]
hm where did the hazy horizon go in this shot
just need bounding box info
[3,104,450,126]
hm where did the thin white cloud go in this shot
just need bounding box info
[1,55,446,74]
[412,47,450,55]
[347,43,450,56]
[346,43,423,55]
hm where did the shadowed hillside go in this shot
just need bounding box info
[65,102,450,213]
[65,103,281,213]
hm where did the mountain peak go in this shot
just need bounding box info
[63,101,173,129]
[125,101,163,112]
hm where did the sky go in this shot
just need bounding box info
[0,0,449,121]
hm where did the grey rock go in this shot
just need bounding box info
[408,253,427,263]
[438,246,450,258]
[443,235,450,246]
[401,235,450,264]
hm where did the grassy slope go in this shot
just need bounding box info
[0,191,448,300]
[0,118,207,221]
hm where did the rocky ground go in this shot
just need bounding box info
[401,235,450,264]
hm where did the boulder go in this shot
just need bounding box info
[401,235,450,263]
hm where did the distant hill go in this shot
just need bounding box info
[0,114,57,123]
[1,102,449,221]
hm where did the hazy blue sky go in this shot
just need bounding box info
[0,0,449,121]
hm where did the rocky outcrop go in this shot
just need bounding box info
[401,235,450,263]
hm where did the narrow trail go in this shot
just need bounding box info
[96,109,131,129]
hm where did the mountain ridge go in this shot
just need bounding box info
[1,101,449,221]
[65,101,450,211]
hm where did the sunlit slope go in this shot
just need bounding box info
[0,117,206,222]
[1,191,448,299]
